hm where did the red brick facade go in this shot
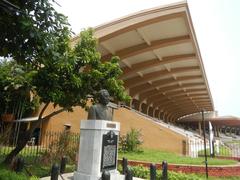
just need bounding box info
[118,159,240,177]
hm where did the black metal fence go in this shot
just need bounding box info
[186,139,240,158]
[0,130,80,163]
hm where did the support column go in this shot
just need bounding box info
[129,99,133,109]
[167,113,172,123]
[146,106,150,116]
[198,121,202,136]
[216,126,220,137]
[139,102,143,112]
[158,111,161,120]
[163,112,168,123]
[153,108,157,118]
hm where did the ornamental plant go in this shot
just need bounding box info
[1,0,130,165]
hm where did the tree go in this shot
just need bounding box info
[0,0,129,165]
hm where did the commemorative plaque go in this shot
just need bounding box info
[101,131,118,171]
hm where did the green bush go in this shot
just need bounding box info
[127,165,204,180]
[0,168,38,180]
[119,128,143,152]
[40,131,79,165]
[129,165,149,178]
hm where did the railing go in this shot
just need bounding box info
[0,130,80,163]
[123,105,200,139]
[186,139,240,158]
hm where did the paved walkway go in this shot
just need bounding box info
[40,173,73,180]
[40,172,143,180]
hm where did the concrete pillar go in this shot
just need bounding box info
[167,113,172,122]
[129,99,133,109]
[153,108,157,118]
[198,121,202,136]
[163,112,168,123]
[139,102,143,112]
[213,126,217,137]
[216,126,220,137]
[146,106,150,116]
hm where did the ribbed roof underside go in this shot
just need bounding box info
[72,1,214,122]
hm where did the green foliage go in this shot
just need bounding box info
[127,165,205,180]
[0,165,39,180]
[40,131,79,165]
[119,128,143,152]
[0,60,39,116]
[0,0,129,164]
[0,0,71,65]
[129,165,150,179]
[1,0,129,114]
[118,149,237,165]
[198,145,231,157]
[33,29,130,110]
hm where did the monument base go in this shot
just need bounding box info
[74,120,120,180]
[74,170,125,180]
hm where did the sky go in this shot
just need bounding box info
[54,0,240,117]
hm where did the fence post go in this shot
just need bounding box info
[150,163,156,180]
[122,157,128,174]
[15,157,24,172]
[126,168,133,180]
[162,160,168,180]
[51,163,59,180]
[60,156,67,174]
[102,170,110,180]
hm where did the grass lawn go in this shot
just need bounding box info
[0,161,75,179]
[198,146,231,157]
[118,149,238,165]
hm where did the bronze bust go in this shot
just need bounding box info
[87,89,113,121]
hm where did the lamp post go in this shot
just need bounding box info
[202,109,208,179]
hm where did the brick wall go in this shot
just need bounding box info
[118,159,240,177]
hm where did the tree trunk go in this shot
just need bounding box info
[2,103,49,165]
[3,118,43,164]
[3,130,34,164]
[2,103,66,166]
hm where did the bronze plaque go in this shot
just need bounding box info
[106,123,116,129]
[101,131,118,171]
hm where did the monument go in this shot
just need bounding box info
[74,89,122,180]
[87,89,113,121]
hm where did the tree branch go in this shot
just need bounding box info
[42,108,67,121]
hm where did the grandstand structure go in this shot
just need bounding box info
[72,1,214,123]
[24,1,240,155]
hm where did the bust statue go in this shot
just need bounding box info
[87,89,113,121]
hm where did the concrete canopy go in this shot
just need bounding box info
[179,112,240,127]
[72,1,214,122]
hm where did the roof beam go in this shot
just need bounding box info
[102,35,191,60]
[158,106,200,116]
[151,94,210,105]
[97,12,185,42]
[153,96,211,107]
[144,88,207,104]
[124,66,199,88]
[139,82,205,102]
[154,99,212,110]
[121,53,196,79]
[129,75,202,97]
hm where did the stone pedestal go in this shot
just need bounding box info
[74,120,120,180]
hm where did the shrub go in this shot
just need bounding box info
[129,165,149,179]
[119,128,143,152]
[40,130,79,165]
[126,165,204,180]
[0,168,39,180]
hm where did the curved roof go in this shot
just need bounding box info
[179,112,240,127]
[73,1,214,122]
